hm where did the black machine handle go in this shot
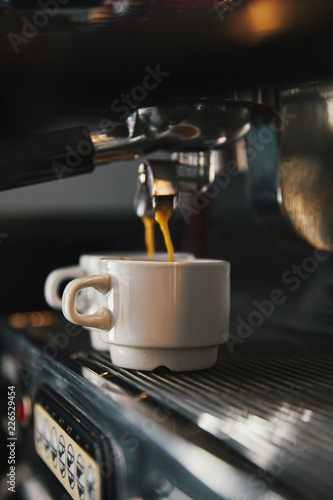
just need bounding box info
[0,127,95,191]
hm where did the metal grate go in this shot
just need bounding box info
[77,327,333,500]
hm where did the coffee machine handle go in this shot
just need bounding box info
[0,127,95,191]
[62,274,112,330]
[44,266,86,310]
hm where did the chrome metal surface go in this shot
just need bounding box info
[279,86,333,251]
[78,326,333,500]
[91,100,272,222]
[134,180,154,218]
[248,82,333,251]
[1,318,298,500]
[90,101,271,167]
[144,160,179,198]
[90,127,151,165]
[134,156,216,216]
[176,152,217,190]
[136,102,259,151]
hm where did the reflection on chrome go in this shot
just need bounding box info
[198,400,309,475]
[174,441,251,499]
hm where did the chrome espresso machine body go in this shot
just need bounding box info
[0,1,333,500]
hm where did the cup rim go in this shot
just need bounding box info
[100,256,229,265]
[80,252,194,259]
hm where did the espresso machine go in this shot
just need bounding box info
[0,1,333,499]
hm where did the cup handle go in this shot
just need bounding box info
[62,274,112,330]
[44,266,85,310]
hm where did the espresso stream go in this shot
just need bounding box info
[141,197,175,262]
[142,216,155,258]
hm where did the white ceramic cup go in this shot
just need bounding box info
[44,253,195,351]
[61,255,230,371]
[44,254,111,350]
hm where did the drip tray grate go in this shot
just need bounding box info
[78,327,333,500]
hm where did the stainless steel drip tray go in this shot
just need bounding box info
[77,326,333,500]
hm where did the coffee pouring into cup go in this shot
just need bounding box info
[60,254,230,371]
[43,105,238,370]
[45,249,230,371]
[44,158,230,370]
